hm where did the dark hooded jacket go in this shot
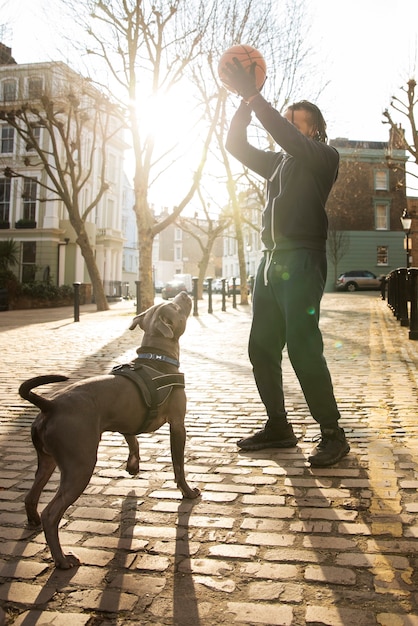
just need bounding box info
[226,96,339,252]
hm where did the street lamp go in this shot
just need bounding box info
[400,208,412,268]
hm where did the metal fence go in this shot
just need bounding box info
[384,267,418,340]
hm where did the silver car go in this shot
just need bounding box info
[336,270,383,292]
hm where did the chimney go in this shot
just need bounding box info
[0,43,17,65]
[389,124,405,150]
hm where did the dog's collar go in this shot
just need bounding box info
[136,353,180,368]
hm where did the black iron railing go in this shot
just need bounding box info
[385,267,418,340]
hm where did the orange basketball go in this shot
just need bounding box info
[218,44,267,94]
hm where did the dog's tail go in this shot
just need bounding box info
[19,375,69,413]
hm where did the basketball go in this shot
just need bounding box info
[218,44,267,94]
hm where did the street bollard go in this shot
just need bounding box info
[192,277,198,316]
[393,269,400,319]
[135,280,141,315]
[397,268,409,327]
[408,268,418,340]
[380,275,387,301]
[207,277,213,314]
[386,270,395,314]
[389,268,402,320]
[232,277,237,309]
[249,275,255,298]
[73,282,81,322]
[221,278,226,312]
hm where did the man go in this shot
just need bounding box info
[223,59,349,467]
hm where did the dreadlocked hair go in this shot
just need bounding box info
[287,100,328,143]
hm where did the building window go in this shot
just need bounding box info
[105,198,114,229]
[375,202,389,230]
[227,236,236,256]
[0,178,11,222]
[375,170,388,191]
[174,228,182,241]
[2,79,17,102]
[174,244,182,261]
[21,241,37,283]
[377,246,388,266]
[106,153,116,184]
[1,125,14,154]
[22,178,37,221]
[27,77,43,99]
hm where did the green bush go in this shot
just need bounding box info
[18,281,74,301]
[0,269,19,291]
[15,219,37,229]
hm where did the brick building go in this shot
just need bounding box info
[406,196,418,267]
[326,130,408,289]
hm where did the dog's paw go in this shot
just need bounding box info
[55,553,81,570]
[182,486,201,500]
[126,459,140,475]
[26,517,42,529]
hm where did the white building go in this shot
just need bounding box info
[222,191,262,280]
[0,46,126,299]
[121,174,138,297]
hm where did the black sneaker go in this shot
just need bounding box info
[308,426,350,467]
[237,424,298,451]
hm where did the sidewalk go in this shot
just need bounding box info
[0,293,417,626]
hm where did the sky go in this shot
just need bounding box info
[1,0,418,195]
[2,0,417,142]
[305,0,418,143]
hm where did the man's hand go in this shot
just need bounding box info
[221,58,259,100]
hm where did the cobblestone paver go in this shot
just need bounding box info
[0,292,418,625]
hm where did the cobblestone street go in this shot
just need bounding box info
[0,292,418,625]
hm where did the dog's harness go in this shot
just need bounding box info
[111,354,184,429]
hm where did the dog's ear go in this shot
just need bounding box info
[129,303,174,336]
[155,314,175,338]
[129,311,147,331]
[130,300,165,331]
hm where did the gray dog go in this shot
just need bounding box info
[19,291,199,569]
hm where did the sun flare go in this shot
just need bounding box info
[136,84,199,148]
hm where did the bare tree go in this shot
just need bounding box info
[383,78,418,191]
[189,0,272,305]
[53,0,317,310]
[176,187,232,298]
[0,71,123,310]
[59,0,220,310]
[189,0,314,304]
[326,224,350,287]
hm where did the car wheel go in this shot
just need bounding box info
[346,282,357,292]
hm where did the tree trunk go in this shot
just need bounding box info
[232,199,249,306]
[134,177,156,311]
[76,230,109,311]
[197,249,211,299]
[137,226,154,311]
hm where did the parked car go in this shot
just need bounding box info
[335,270,383,292]
[212,278,224,293]
[173,273,192,293]
[203,278,224,293]
[227,278,250,296]
[161,280,188,299]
